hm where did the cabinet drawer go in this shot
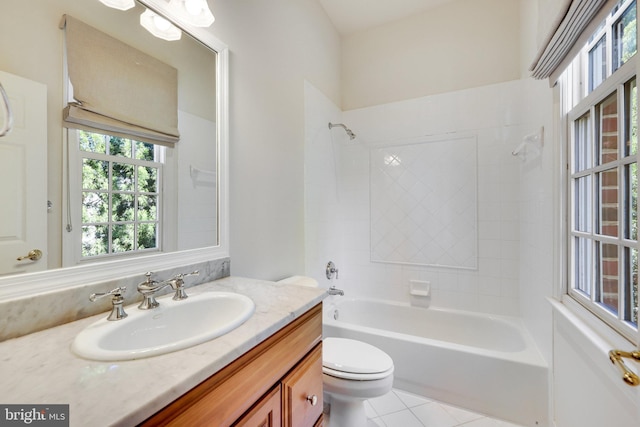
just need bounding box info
[282,343,323,427]
[233,385,282,427]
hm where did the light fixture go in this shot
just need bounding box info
[140,9,182,41]
[98,0,135,11]
[168,0,215,27]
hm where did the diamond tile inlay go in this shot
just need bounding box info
[370,136,478,269]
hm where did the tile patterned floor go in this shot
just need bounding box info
[325,388,525,427]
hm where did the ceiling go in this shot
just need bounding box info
[318,0,454,35]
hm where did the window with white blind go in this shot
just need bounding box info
[563,0,638,342]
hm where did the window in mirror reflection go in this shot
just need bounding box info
[78,130,162,258]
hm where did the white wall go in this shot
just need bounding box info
[303,81,344,286]
[177,111,218,251]
[304,0,552,316]
[520,0,540,77]
[209,0,341,279]
[516,77,556,364]
[535,0,570,50]
[552,302,640,426]
[305,78,547,316]
[341,0,522,110]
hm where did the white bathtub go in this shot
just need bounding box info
[323,297,549,427]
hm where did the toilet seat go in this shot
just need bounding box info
[323,337,394,381]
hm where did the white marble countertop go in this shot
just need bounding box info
[0,276,326,426]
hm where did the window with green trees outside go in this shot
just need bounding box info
[79,130,162,258]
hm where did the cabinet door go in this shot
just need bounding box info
[282,343,323,427]
[234,385,282,427]
[141,304,323,427]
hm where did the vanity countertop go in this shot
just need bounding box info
[0,276,326,426]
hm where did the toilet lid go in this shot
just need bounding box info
[323,337,394,375]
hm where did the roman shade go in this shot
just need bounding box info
[530,0,618,84]
[61,15,179,146]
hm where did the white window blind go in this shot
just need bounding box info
[530,0,619,83]
[61,15,179,146]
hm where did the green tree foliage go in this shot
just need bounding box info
[79,130,159,257]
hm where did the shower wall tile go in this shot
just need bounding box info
[516,77,555,362]
[304,79,537,316]
[303,81,346,288]
[369,137,478,269]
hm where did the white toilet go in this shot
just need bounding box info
[277,276,395,427]
[323,337,394,427]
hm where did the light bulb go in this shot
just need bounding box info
[168,0,214,27]
[98,0,135,11]
[153,15,171,31]
[140,9,182,41]
[184,0,203,16]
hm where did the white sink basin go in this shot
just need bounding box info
[71,292,255,361]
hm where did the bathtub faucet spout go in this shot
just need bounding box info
[328,285,344,296]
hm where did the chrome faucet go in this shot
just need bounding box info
[326,261,343,295]
[327,286,344,296]
[137,270,199,310]
[90,287,128,321]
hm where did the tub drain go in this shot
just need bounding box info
[333,309,339,320]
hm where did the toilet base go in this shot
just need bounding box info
[328,395,367,427]
[323,372,393,427]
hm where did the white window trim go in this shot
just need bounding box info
[558,294,639,352]
[62,129,179,268]
[561,41,639,345]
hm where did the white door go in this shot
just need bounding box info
[0,70,47,275]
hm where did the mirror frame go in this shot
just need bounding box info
[0,0,229,299]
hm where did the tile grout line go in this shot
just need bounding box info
[366,388,493,427]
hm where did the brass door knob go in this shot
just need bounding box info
[17,249,43,262]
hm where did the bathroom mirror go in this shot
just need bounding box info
[0,0,228,298]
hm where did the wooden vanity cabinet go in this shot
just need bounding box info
[140,303,323,427]
[281,344,323,427]
[234,385,282,427]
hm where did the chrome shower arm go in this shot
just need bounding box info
[328,122,356,140]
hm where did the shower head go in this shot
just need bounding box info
[328,122,356,140]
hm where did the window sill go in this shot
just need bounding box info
[548,296,639,399]
[554,295,635,348]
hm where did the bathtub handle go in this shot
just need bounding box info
[608,349,640,386]
[326,261,339,280]
[306,394,318,406]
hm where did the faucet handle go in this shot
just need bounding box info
[175,270,199,280]
[171,270,199,300]
[89,287,128,321]
[89,286,126,302]
[326,261,339,280]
